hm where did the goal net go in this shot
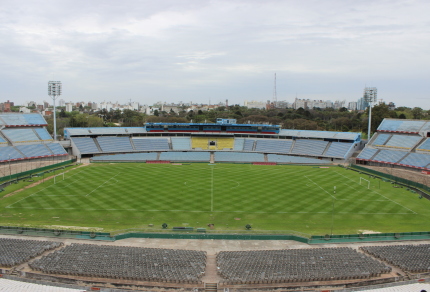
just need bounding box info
[360,177,370,189]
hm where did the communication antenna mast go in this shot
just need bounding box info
[363,87,377,140]
[48,81,62,141]
[273,73,277,108]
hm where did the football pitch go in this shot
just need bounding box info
[1,163,430,235]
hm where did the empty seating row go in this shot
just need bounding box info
[378,119,429,133]
[159,151,210,161]
[399,153,430,168]
[384,135,422,149]
[233,138,245,151]
[0,279,84,292]
[243,139,255,151]
[361,244,430,273]
[92,152,158,161]
[357,148,379,160]
[16,144,53,157]
[71,137,100,154]
[215,152,265,162]
[0,143,67,161]
[0,113,47,126]
[267,154,330,164]
[171,137,191,150]
[0,238,63,267]
[132,138,169,151]
[254,139,292,154]
[2,128,41,143]
[372,150,408,163]
[97,136,133,152]
[217,247,391,284]
[29,243,206,283]
[191,137,210,149]
[324,142,353,158]
[291,139,328,156]
[417,138,430,152]
[371,133,392,146]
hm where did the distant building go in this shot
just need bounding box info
[348,102,357,111]
[65,103,73,112]
[244,100,267,109]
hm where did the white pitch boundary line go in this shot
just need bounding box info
[335,170,417,214]
[86,172,122,197]
[305,175,336,199]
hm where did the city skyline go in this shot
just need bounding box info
[1,0,429,109]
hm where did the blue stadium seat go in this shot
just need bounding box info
[133,138,170,151]
[291,139,328,156]
[159,152,210,161]
[72,137,101,154]
[214,152,264,162]
[399,153,430,168]
[34,128,53,140]
[46,143,67,155]
[2,128,40,143]
[92,152,158,161]
[325,142,353,158]
[15,144,52,158]
[372,150,408,163]
[254,139,292,154]
[0,146,24,161]
[171,137,191,150]
[97,136,133,152]
[357,148,379,160]
[233,138,245,151]
[267,154,330,164]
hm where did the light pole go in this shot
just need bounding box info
[48,81,62,141]
[363,87,377,140]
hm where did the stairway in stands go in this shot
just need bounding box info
[205,283,217,292]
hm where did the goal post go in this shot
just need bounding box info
[54,173,65,184]
[360,177,370,189]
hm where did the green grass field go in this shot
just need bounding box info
[1,163,430,235]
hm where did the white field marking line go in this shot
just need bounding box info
[305,175,336,199]
[229,180,240,189]
[6,206,415,215]
[86,172,122,197]
[211,166,214,212]
[333,171,364,192]
[336,170,417,214]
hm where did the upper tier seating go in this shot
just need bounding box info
[291,139,328,156]
[191,137,209,149]
[267,154,330,164]
[384,135,422,149]
[159,151,210,161]
[0,146,25,161]
[0,135,7,145]
[29,243,207,283]
[132,138,169,151]
[361,244,430,273]
[357,148,379,160]
[279,129,359,140]
[97,136,133,152]
[171,137,191,150]
[0,238,63,267]
[417,138,430,152]
[233,138,245,151]
[217,248,390,284]
[325,142,353,158]
[372,150,408,163]
[2,128,40,143]
[215,152,264,162]
[92,152,158,161]
[16,144,52,157]
[371,133,392,146]
[0,113,47,126]
[378,119,427,133]
[254,139,292,154]
[399,153,430,168]
[46,143,68,155]
[243,139,255,151]
[34,128,53,140]
[71,137,100,154]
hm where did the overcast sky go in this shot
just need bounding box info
[1,0,429,109]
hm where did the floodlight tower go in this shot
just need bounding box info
[363,87,377,140]
[48,81,62,141]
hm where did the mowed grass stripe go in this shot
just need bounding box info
[4,164,417,215]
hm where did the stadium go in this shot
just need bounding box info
[1,112,430,292]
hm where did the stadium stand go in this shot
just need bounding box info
[16,144,53,158]
[34,128,53,141]
[371,133,392,146]
[92,152,158,161]
[357,148,379,160]
[0,135,7,146]
[217,248,391,284]
[191,137,209,150]
[267,154,330,164]
[132,138,169,151]
[417,138,430,152]
[0,279,85,292]
[46,143,68,155]
[254,139,292,154]
[233,138,245,151]
[384,135,422,149]
[0,238,63,267]
[325,142,353,158]
[215,152,265,162]
[399,153,430,168]
[29,243,206,283]
[361,244,430,273]
[2,128,41,143]
[0,113,47,126]
[291,139,329,156]
[215,137,234,150]
[171,137,191,150]
[372,150,408,163]
[159,151,210,161]
[71,137,101,154]
[96,136,134,152]
[0,146,25,161]
[377,119,428,133]
[279,129,360,141]
[64,127,147,138]
[243,139,255,151]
